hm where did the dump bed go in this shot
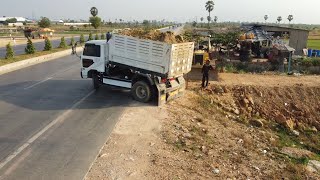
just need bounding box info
[108,34,194,77]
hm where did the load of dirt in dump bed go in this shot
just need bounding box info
[206,84,320,131]
[119,29,185,44]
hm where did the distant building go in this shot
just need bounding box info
[8,23,24,27]
[0,16,32,24]
[242,24,309,55]
[52,19,64,24]
[63,22,91,26]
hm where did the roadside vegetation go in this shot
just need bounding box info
[0,47,69,66]
[308,39,320,50]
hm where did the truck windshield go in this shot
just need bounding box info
[83,44,101,57]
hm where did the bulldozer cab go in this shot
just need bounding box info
[193,50,209,66]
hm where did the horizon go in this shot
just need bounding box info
[0,0,319,25]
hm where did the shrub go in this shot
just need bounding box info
[43,38,52,51]
[25,38,36,54]
[80,34,85,44]
[5,43,14,59]
[69,36,75,46]
[311,58,320,66]
[95,34,99,40]
[59,37,67,48]
[88,33,93,41]
[101,33,105,40]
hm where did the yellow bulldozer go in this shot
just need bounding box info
[193,50,209,66]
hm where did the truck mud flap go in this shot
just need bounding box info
[156,77,186,106]
[166,86,185,102]
[156,83,167,106]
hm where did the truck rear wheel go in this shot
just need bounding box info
[132,81,151,103]
[92,73,100,90]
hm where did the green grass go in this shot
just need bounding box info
[0,47,70,67]
[307,39,320,50]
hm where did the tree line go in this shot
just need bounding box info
[4,32,105,60]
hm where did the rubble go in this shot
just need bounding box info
[119,29,185,44]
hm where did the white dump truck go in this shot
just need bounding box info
[78,34,194,105]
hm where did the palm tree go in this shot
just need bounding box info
[288,15,293,24]
[207,16,212,24]
[277,16,282,24]
[205,1,214,26]
[214,16,218,23]
[264,15,268,23]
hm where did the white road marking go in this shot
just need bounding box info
[23,77,53,90]
[23,64,78,90]
[0,90,95,171]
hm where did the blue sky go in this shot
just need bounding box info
[1,0,319,24]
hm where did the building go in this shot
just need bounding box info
[242,24,309,55]
[0,16,29,22]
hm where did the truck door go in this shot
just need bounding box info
[81,43,105,78]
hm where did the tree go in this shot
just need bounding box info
[277,16,282,24]
[25,38,36,54]
[89,16,102,29]
[88,33,93,41]
[101,33,105,40]
[69,36,75,46]
[59,37,67,48]
[288,15,293,24]
[95,34,99,40]
[192,21,197,27]
[207,16,212,24]
[142,20,150,27]
[80,34,85,44]
[264,15,269,23]
[205,1,214,26]
[90,7,98,17]
[214,16,218,23]
[6,18,17,24]
[43,38,52,51]
[38,17,51,28]
[200,17,204,22]
[5,43,14,59]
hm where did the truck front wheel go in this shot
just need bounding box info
[132,81,151,103]
[92,73,100,90]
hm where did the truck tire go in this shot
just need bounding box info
[92,73,100,90]
[132,81,151,103]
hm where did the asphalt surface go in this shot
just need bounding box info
[0,55,141,179]
[0,36,87,59]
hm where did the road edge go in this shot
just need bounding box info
[0,49,73,75]
[82,107,130,180]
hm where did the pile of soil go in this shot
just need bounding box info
[207,84,320,131]
[119,29,185,44]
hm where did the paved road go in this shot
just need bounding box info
[0,55,140,179]
[159,25,185,35]
[0,36,88,59]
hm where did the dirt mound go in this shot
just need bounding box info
[119,29,185,44]
[207,84,320,131]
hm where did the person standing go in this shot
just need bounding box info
[106,32,112,42]
[201,60,214,88]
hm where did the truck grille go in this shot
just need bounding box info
[82,59,94,68]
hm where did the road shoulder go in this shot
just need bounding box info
[85,105,167,180]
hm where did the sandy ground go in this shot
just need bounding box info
[85,105,167,180]
[86,73,320,180]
